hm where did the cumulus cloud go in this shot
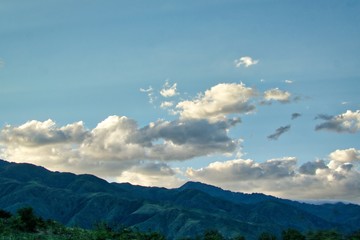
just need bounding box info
[329,148,360,162]
[234,56,259,68]
[263,88,291,103]
[187,157,297,182]
[291,113,301,120]
[0,116,240,177]
[0,119,87,147]
[116,162,184,188]
[160,80,178,98]
[315,110,360,133]
[187,149,360,202]
[176,83,257,121]
[299,160,327,175]
[267,125,291,140]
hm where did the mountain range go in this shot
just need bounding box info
[0,159,359,239]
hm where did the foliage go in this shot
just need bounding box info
[282,229,305,240]
[1,207,360,240]
[306,230,343,240]
[258,232,277,240]
[203,229,225,240]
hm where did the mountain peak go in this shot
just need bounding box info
[180,181,223,191]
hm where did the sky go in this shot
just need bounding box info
[0,0,360,203]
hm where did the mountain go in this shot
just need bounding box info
[0,159,359,239]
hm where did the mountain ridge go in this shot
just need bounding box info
[0,159,359,239]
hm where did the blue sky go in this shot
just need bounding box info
[1,0,360,203]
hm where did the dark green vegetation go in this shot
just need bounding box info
[1,159,360,240]
[0,207,359,240]
[0,206,166,239]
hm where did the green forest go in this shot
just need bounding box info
[1,207,360,240]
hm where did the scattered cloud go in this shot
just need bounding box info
[187,149,360,202]
[176,83,257,121]
[140,86,156,104]
[160,80,178,98]
[263,88,291,103]
[291,113,301,120]
[267,125,291,140]
[315,110,360,133]
[284,80,293,84]
[160,101,174,108]
[234,56,259,68]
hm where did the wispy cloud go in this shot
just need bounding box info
[291,113,301,120]
[267,125,291,140]
[315,110,360,133]
[234,56,259,68]
[284,80,293,84]
[263,88,291,103]
[160,101,174,108]
[140,86,156,104]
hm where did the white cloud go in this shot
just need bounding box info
[160,101,174,108]
[116,162,184,188]
[284,80,293,84]
[234,56,259,68]
[186,150,360,203]
[160,80,178,98]
[328,148,360,170]
[0,116,240,178]
[315,110,360,133]
[1,119,87,147]
[329,148,360,162]
[140,86,156,104]
[176,83,257,121]
[263,88,291,103]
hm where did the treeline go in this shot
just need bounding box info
[0,207,165,240]
[0,207,359,240]
[196,229,360,240]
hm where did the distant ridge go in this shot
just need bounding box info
[0,159,359,240]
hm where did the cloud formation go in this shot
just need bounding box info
[116,162,184,188]
[0,116,240,178]
[234,56,259,68]
[176,83,257,121]
[267,125,291,140]
[140,86,156,104]
[315,110,360,133]
[263,88,291,103]
[160,81,178,98]
[160,101,174,108]
[187,148,360,202]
